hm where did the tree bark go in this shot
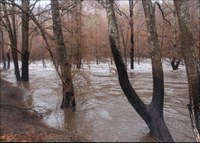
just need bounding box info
[0,3,6,69]
[199,0,200,66]
[118,18,128,69]
[0,4,6,69]
[104,0,173,141]
[51,0,76,111]
[21,0,29,81]
[142,0,164,117]
[174,0,200,141]
[0,30,6,69]
[171,9,180,70]
[2,0,21,80]
[6,49,10,69]
[129,0,134,69]
[75,2,82,69]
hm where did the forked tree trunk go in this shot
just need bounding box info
[104,0,173,141]
[174,0,200,141]
[51,0,76,111]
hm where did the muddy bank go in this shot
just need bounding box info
[0,78,89,142]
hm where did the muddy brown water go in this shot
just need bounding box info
[1,61,194,142]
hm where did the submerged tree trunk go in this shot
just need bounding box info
[104,0,173,141]
[174,0,200,141]
[21,0,29,81]
[171,58,181,70]
[51,0,76,111]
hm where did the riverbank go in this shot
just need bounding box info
[0,77,89,142]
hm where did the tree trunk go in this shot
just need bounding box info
[2,0,20,80]
[171,58,180,70]
[51,0,76,111]
[11,0,20,81]
[129,0,134,69]
[0,3,6,69]
[0,30,6,69]
[174,0,200,141]
[104,0,173,141]
[21,0,30,81]
[42,46,46,68]
[6,49,10,69]
[75,2,82,69]
[142,1,173,140]
[142,0,165,118]
[118,19,128,69]
[94,8,99,65]
[199,0,200,66]
[171,9,180,70]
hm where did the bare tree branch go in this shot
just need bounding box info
[156,2,171,26]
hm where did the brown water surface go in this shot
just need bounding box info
[1,61,194,142]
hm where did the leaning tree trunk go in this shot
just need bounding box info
[104,0,173,141]
[21,0,29,81]
[51,0,76,111]
[174,0,200,141]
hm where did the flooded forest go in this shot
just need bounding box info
[0,0,200,142]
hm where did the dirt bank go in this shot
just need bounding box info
[0,77,89,142]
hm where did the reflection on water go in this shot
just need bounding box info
[1,61,194,142]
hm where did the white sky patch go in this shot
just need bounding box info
[35,0,50,8]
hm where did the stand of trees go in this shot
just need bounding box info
[0,0,199,141]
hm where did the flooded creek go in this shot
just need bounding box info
[1,60,194,142]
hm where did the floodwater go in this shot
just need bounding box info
[1,60,194,142]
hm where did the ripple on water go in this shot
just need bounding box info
[1,61,194,142]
